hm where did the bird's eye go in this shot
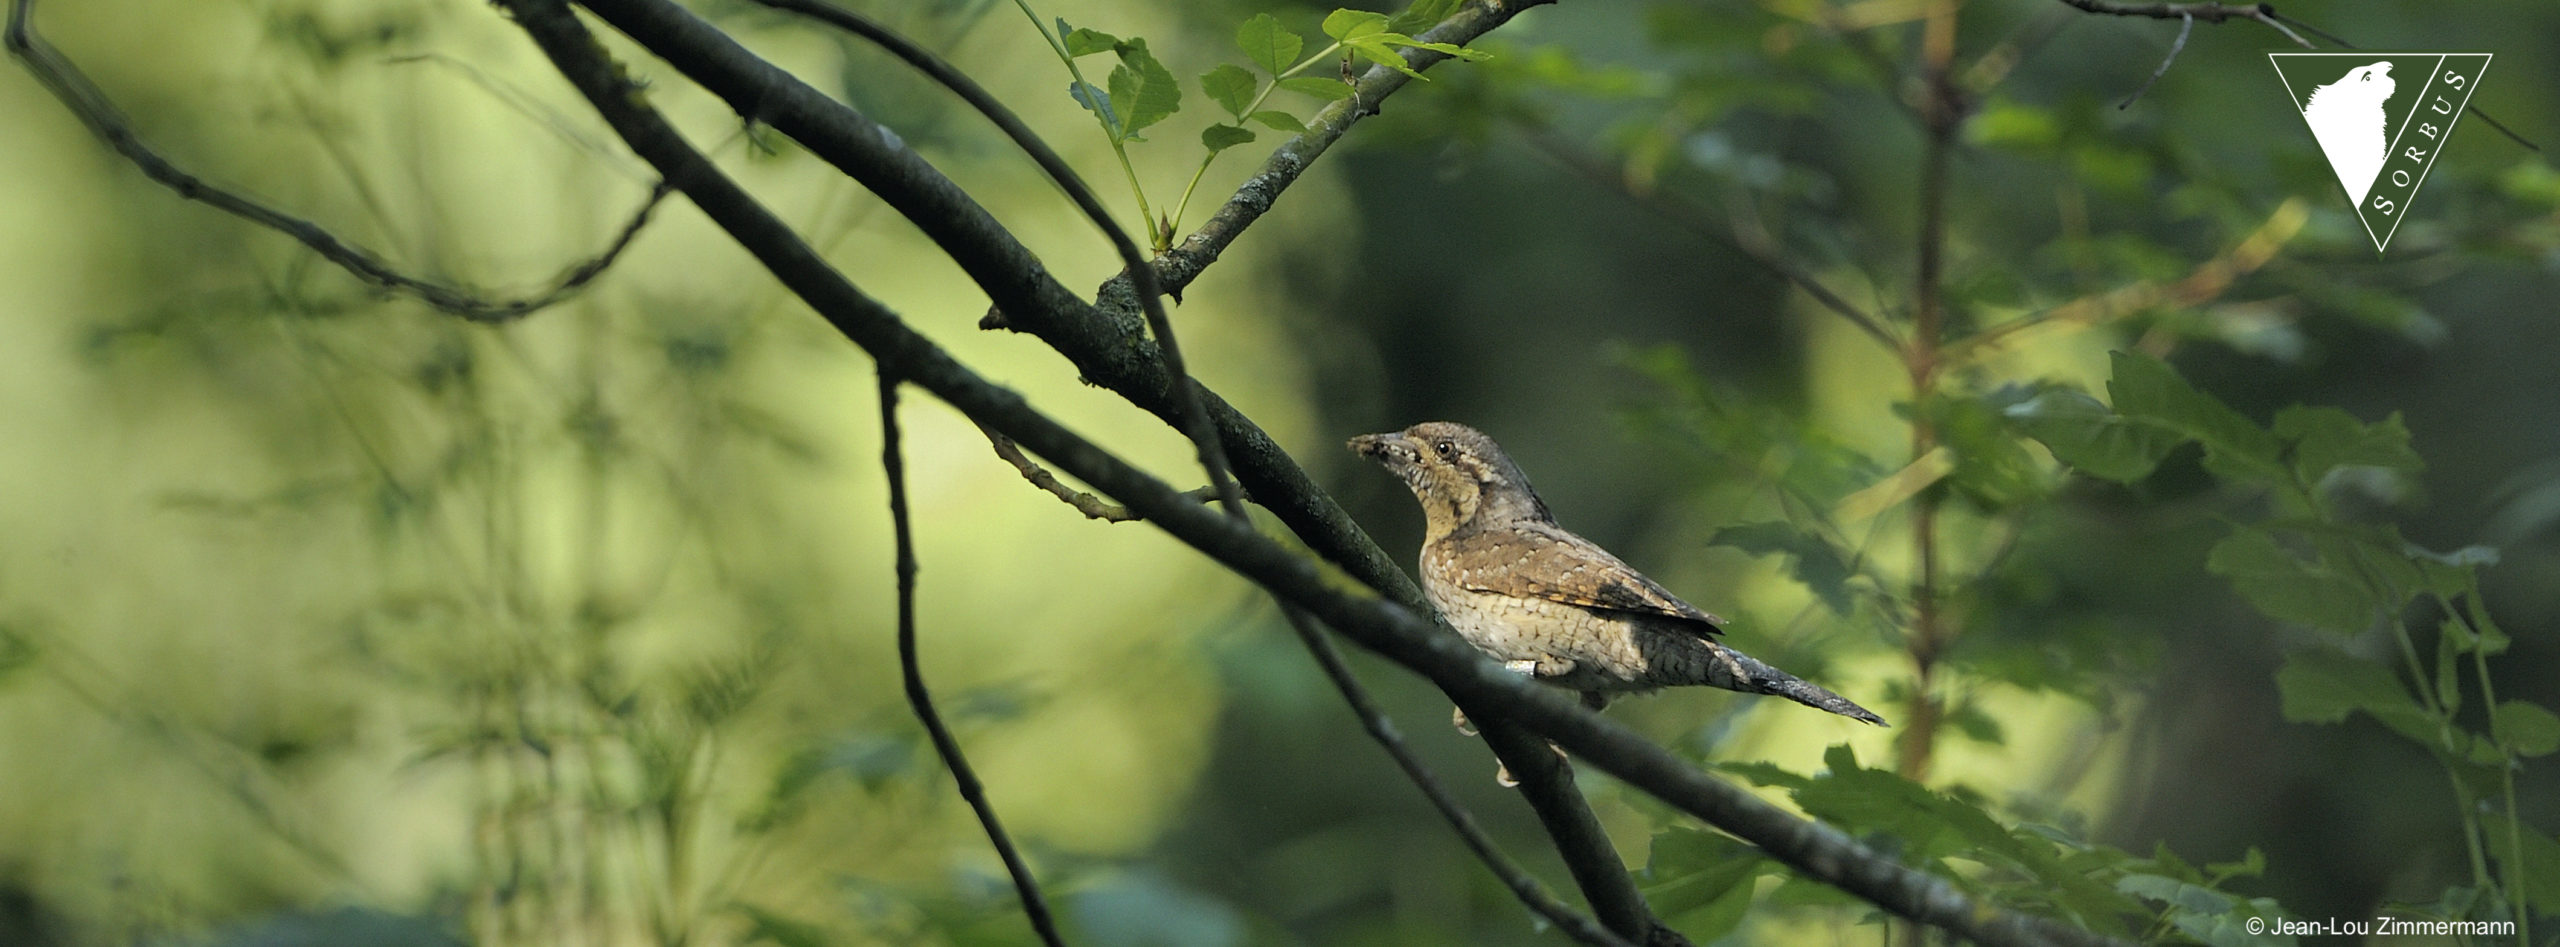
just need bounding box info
[1433,439,1456,458]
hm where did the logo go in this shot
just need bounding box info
[2268,52,2491,254]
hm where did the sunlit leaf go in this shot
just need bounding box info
[1106,39,1181,140]
[1200,123,1256,154]
[1321,9,1391,43]
[1056,18,1121,58]
[1234,13,1302,76]
[1199,63,1256,118]
[1247,109,1307,133]
[1387,0,1462,34]
[1277,75,1356,100]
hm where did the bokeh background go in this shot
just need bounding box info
[2,0,2556,944]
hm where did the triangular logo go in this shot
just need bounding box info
[2268,52,2491,254]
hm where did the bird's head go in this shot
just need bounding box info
[1348,421,1551,538]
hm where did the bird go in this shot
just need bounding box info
[1349,421,1886,730]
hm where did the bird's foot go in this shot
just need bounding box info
[1490,739,1573,788]
[1451,705,1478,736]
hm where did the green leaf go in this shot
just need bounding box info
[1321,9,1391,43]
[1068,79,1119,137]
[1199,123,1256,154]
[2283,650,2416,732]
[1709,521,1857,617]
[2107,351,2286,486]
[1945,699,2006,745]
[1247,109,1308,133]
[1105,39,1181,140]
[2002,388,2181,482]
[1056,19,1122,58]
[1377,35,1492,61]
[1198,64,1256,119]
[1234,13,1302,76]
[1387,0,1462,33]
[2481,812,2560,909]
[1277,75,1356,100]
[2493,700,2560,757]
[1343,36,1430,79]
[1642,827,1767,920]
[2207,527,2379,635]
[1713,760,1808,790]
[2273,405,2422,484]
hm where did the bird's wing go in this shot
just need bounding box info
[1442,523,1727,634]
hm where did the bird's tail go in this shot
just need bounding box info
[1721,646,1888,726]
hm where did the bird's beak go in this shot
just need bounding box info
[1348,431,1414,464]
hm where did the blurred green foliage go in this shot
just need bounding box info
[5,0,2560,945]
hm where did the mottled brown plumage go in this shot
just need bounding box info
[1350,422,1885,725]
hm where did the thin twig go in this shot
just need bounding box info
[2056,0,2539,150]
[3,0,668,323]
[2261,10,2538,152]
[980,423,1216,522]
[747,4,1635,942]
[879,372,1067,947]
[498,3,2125,943]
[2118,13,2191,109]
[2264,9,2348,47]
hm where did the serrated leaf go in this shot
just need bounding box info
[1277,75,1356,100]
[2493,700,2560,757]
[1247,109,1307,133]
[1642,827,1767,922]
[1057,19,1122,58]
[1709,521,1857,616]
[1322,9,1391,42]
[1388,0,1461,33]
[1068,79,1120,137]
[2207,527,2377,635]
[1198,63,1255,118]
[2003,388,2181,482]
[1199,123,1256,154]
[1105,39,1181,140]
[2274,405,2422,484]
[1234,13,1302,76]
[2107,351,2285,486]
[2275,649,2420,730]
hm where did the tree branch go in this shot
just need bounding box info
[742,6,1631,940]
[878,372,1066,947]
[2,0,667,323]
[489,5,2126,943]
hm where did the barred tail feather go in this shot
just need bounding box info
[1724,648,1888,726]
